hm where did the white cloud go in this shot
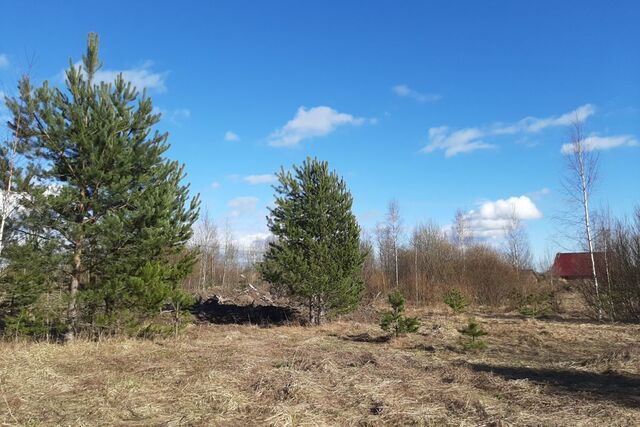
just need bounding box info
[63,60,167,92]
[211,181,221,189]
[423,104,596,157]
[561,134,638,154]
[392,84,441,103]
[95,61,166,92]
[527,187,551,200]
[464,195,543,239]
[243,174,277,185]
[225,131,240,142]
[234,232,272,249]
[170,108,190,121]
[423,126,495,157]
[152,107,190,125]
[0,54,8,69]
[228,196,258,217]
[269,106,366,147]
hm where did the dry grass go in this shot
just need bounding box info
[1,306,639,426]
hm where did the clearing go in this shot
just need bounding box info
[1,305,639,426]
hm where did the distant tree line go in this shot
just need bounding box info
[361,200,537,310]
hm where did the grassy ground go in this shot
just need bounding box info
[1,306,639,426]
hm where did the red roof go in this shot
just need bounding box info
[552,252,604,279]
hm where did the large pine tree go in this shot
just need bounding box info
[260,157,364,325]
[5,34,199,339]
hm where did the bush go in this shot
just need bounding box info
[458,318,488,350]
[444,289,468,314]
[519,292,552,318]
[380,290,420,338]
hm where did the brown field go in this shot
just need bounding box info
[1,302,639,426]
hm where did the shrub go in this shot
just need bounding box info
[458,319,488,350]
[444,289,468,314]
[519,292,552,318]
[380,290,420,338]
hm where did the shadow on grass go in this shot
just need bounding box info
[471,363,640,408]
[340,332,391,343]
[192,296,299,326]
[474,312,604,325]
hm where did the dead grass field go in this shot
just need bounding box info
[1,306,639,426]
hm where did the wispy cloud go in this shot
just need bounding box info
[464,195,543,239]
[423,104,596,157]
[269,106,366,147]
[210,181,221,189]
[0,54,9,69]
[243,174,277,185]
[62,60,167,92]
[224,131,240,142]
[228,196,258,217]
[392,84,441,103]
[526,187,551,200]
[561,134,638,154]
[94,61,167,92]
[153,107,190,125]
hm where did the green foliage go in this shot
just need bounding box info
[444,289,468,314]
[458,318,488,350]
[380,290,420,338]
[2,33,199,338]
[259,157,365,325]
[519,292,552,318]
[0,236,66,339]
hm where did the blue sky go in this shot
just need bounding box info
[1,1,639,262]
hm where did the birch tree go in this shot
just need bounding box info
[561,118,602,319]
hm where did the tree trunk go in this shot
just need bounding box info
[65,246,82,341]
[580,155,601,320]
[394,244,399,288]
[221,258,227,288]
[315,301,322,326]
[414,246,418,303]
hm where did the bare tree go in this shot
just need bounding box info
[360,229,376,293]
[503,211,533,271]
[561,118,602,319]
[221,218,238,289]
[375,222,392,291]
[375,200,402,290]
[192,209,219,290]
[451,209,470,252]
[451,209,472,274]
[385,200,402,288]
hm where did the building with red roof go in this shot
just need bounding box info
[551,252,605,280]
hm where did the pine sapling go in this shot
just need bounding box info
[458,318,488,350]
[380,290,420,338]
[444,289,468,314]
[519,292,552,318]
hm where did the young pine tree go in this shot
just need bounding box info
[5,33,199,340]
[444,289,468,314]
[458,318,488,350]
[380,290,420,338]
[259,157,365,325]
